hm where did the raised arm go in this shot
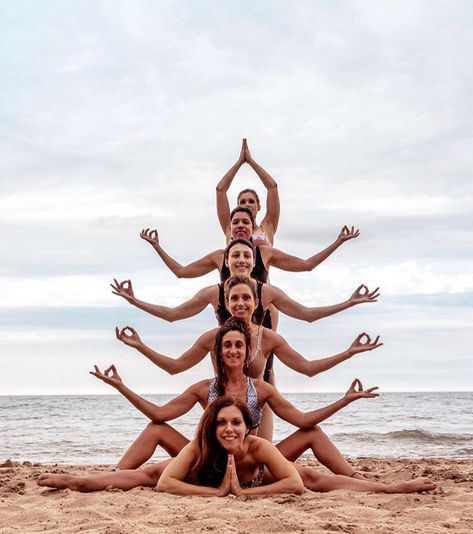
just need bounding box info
[111,279,215,322]
[266,283,380,323]
[261,225,359,272]
[262,379,379,429]
[244,140,280,240]
[215,140,246,235]
[269,330,382,377]
[140,228,222,279]
[90,364,203,423]
[115,326,215,375]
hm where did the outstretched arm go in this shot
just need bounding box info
[90,365,202,423]
[115,326,215,375]
[215,139,246,235]
[263,378,379,429]
[262,225,359,272]
[266,283,380,323]
[140,228,222,279]
[245,140,280,240]
[270,331,382,377]
[111,279,215,322]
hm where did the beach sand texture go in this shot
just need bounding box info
[1,458,472,534]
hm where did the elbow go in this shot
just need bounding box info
[156,479,169,493]
[291,480,305,495]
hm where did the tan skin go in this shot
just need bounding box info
[157,405,303,497]
[114,277,380,440]
[37,337,436,494]
[140,214,360,281]
[114,281,382,383]
[216,139,280,246]
[111,242,379,332]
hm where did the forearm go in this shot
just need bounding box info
[241,477,303,496]
[305,349,353,377]
[300,397,350,428]
[136,343,181,375]
[116,383,164,421]
[127,297,177,322]
[216,161,243,193]
[157,478,220,496]
[304,238,343,271]
[248,160,278,189]
[152,244,185,278]
[304,299,354,322]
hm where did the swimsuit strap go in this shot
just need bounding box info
[248,323,264,366]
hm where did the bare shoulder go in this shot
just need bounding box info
[246,435,276,456]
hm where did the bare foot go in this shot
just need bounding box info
[392,477,437,494]
[37,473,77,490]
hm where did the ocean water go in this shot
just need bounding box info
[1,392,472,465]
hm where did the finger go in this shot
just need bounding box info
[366,386,379,393]
[125,326,137,335]
[354,378,362,390]
[115,327,120,339]
[94,365,101,373]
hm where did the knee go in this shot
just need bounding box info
[145,421,165,436]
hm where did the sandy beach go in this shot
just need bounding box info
[1,457,472,534]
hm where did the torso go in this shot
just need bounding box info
[207,377,262,429]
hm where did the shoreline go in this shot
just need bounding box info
[1,457,472,533]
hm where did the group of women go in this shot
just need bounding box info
[38,140,436,496]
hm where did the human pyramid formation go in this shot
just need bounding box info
[38,140,436,496]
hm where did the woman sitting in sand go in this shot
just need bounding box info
[37,320,435,495]
[140,206,358,284]
[215,138,280,247]
[111,238,378,332]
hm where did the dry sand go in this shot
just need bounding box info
[1,458,472,534]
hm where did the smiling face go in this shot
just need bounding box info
[238,191,260,219]
[227,282,257,322]
[225,243,255,276]
[215,405,248,451]
[230,212,254,240]
[220,330,247,370]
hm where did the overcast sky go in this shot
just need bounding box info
[1,0,472,395]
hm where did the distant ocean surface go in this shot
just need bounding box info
[2,392,472,465]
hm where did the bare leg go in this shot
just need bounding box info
[37,462,171,493]
[117,423,189,470]
[295,465,436,494]
[276,426,361,478]
[256,404,274,442]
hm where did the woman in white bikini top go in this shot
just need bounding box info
[216,138,280,247]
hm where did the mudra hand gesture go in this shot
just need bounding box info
[350,284,380,304]
[344,379,379,404]
[110,279,135,302]
[115,326,142,349]
[140,228,159,247]
[90,364,123,389]
[348,333,383,356]
[338,225,360,243]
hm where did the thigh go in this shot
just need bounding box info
[276,429,312,462]
[154,424,191,457]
